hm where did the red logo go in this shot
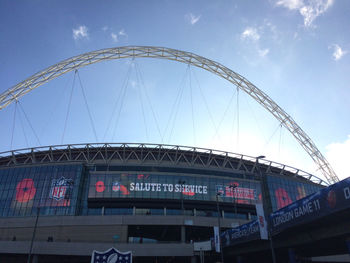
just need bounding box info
[259,215,265,227]
[16,179,36,203]
[275,188,292,209]
[327,190,336,208]
[95,181,106,192]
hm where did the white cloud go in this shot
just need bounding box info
[276,0,334,27]
[325,135,350,180]
[119,29,126,36]
[102,26,108,32]
[111,32,118,42]
[186,13,201,25]
[241,27,260,42]
[258,48,270,57]
[329,44,348,61]
[276,0,304,9]
[72,25,89,40]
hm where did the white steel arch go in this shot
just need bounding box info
[0,46,339,184]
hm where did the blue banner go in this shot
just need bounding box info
[221,219,261,247]
[270,177,350,235]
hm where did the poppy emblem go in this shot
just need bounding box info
[112,182,120,192]
[95,181,105,192]
[16,178,36,203]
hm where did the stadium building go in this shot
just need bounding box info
[0,143,326,263]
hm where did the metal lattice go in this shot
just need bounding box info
[0,46,339,184]
[0,143,328,185]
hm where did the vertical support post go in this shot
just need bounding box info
[27,207,40,263]
[256,156,276,263]
[216,193,224,263]
[181,225,186,243]
[288,248,296,263]
[178,180,186,215]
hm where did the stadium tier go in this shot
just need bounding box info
[0,143,325,263]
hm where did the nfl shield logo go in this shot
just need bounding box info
[112,182,120,192]
[91,247,132,263]
[49,177,74,201]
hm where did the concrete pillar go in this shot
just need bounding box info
[32,255,39,263]
[191,255,198,263]
[237,256,243,263]
[288,248,296,263]
[346,239,350,254]
[181,225,186,243]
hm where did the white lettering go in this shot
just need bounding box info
[203,186,207,194]
[344,187,350,200]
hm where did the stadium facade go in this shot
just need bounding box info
[0,143,326,263]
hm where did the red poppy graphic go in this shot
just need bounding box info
[95,181,106,193]
[137,174,150,180]
[120,185,130,195]
[182,191,195,196]
[275,188,292,209]
[327,190,336,208]
[16,178,36,203]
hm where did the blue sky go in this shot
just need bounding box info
[0,0,349,182]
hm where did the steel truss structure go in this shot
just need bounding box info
[0,143,327,185]
[0,46,338,184]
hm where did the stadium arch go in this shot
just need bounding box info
[0,46,339,185]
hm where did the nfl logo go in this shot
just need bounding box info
[216,185,224,195]
[112,182,120,192]
[91,247,132,263]
[49,177,73,201]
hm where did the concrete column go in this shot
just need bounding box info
[32,255,39,263]
[237,256,243,263]
[191,255,198,263]
[288,248,296,263]
[181,226,186,243]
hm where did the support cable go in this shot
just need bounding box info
[103,59,133,141]
[189,66,196,146]
[10,101,18,150]
[168,67,187,143]
[61,71,76,144]
[111,67,130,142]
[76,70,99,142]
[236,87,240,151]
[278,124,283,156]
[243,93,268,144]
[134,60,149,142]
[17,101,41,146]
[164,66,189,143]
[134,61,164,143]
[18,106,29,148]
[41,72,75,142]
[263,122,283,151]
[192,68,219,140]
[211,89,236,143]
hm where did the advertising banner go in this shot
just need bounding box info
[214,226,220,252]
[269,177,350,235]
[0,164,82,217]
[221,219,261,247]
[88,172,261,205]
[255,203,268,240]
